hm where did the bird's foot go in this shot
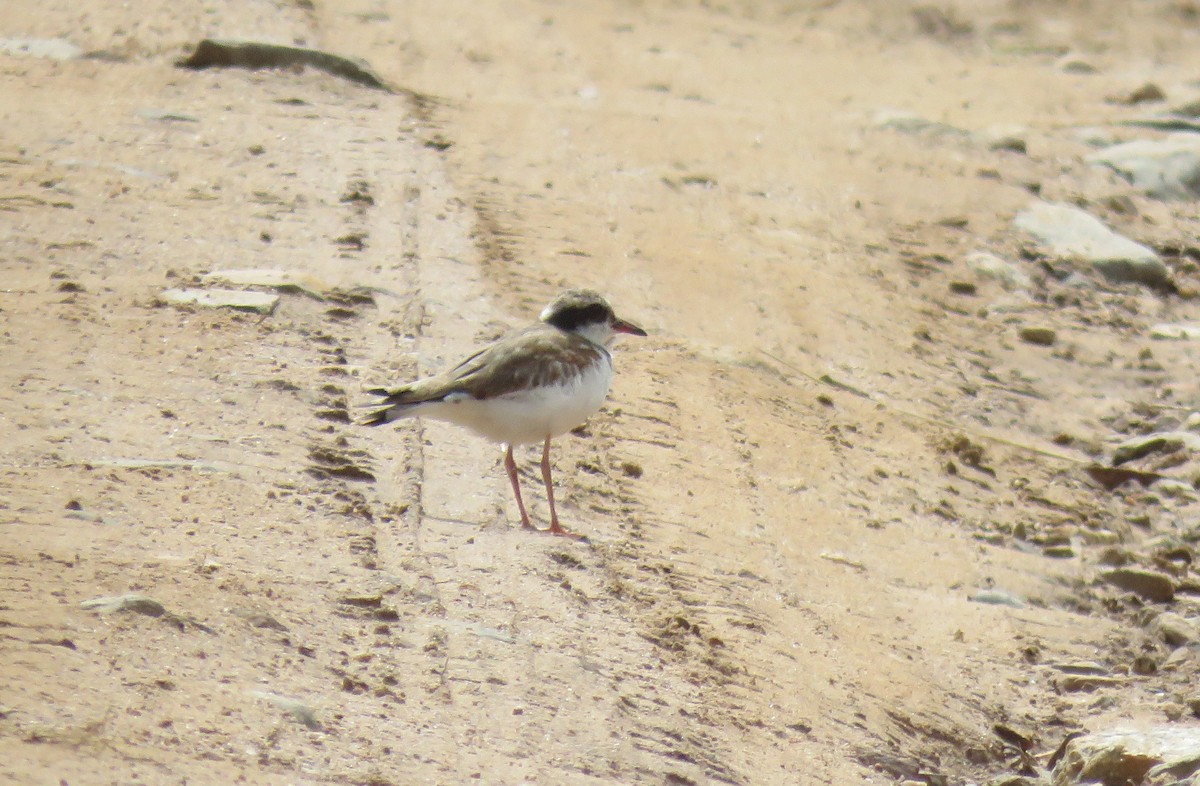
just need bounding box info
[544,520,587,541]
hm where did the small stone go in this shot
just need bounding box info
[242,612,289,631]
[1013,201,1169,288]
[1107,82,1166,105]
[200,269,329,299]
[988,135,1027,154]
[135,108,200,123]
[1043,545,1075,559]
[1052,725,1200,786]
[966,250,1032,291]
[1151,612,1198,647]
[251,691,321,731]
[1102,567,1176,603]
[1087,135,1200,201]
[969,589,1024,608]
[620,461,643,478]
[1156,480,1197,500]
[1056,54,1098,74]
[1150,323,1200,340]
[0,38,81,60]
[1081,530,1121,546]
[1112,431,1199,465]
[159,288,279,315]
[1057,674,1123,691]
[873,108,970,139]
[80,593,166,617]
[1053,661,1109,675]
[1019,326,1056,346]
[949,281,977,295]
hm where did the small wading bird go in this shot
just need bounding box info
[360,289,646,537]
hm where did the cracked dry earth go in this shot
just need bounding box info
[6,1,1200,784]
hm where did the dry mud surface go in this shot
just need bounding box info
[5,2,1200,784]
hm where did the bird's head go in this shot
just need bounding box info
[540,289,647,347]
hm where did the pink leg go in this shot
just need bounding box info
[504,445,534,529]
[541,437,577,537]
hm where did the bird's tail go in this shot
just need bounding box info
[358,386,430,427]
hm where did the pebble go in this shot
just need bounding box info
[1101,567,1176,603]
[969,589,1024,608]
[200,269,330,299]
[0,37,81,60]
[1087,135,1200,200]
[1013,201,1169,288]
[1155,479,1197,500]
[160,288,280,315]
[250,690,322,731]
[80,593,166,617]
[1057,674,1123,691]
[1151,612,1198,647]
[1018,326,1057,346]
[1107,82,1166,105]
[1052,661,1109,675]
[873,108,970,139]
[1112,431,1200,465]
[966,250,1032,291]
[1052,725,1200,785]
[1112,432,1188,464]
[1056,54,1098,74]
[1149,322,1200,340]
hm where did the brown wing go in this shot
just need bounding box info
[450,326,607,400]
[365,326,607,406]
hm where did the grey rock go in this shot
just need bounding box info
[0,38,81,60]
[1150,322,1200,340]
[160,288,279,314]
[873,108,970,139]
[135,108,200,123]
[982,126,1030,153]
[1056,54,1098,74]
[58,158,163,180]
[81,593,214,633]
[1052,661,1109,675]
[1087,135,1200,200]
[200,269,329,300]
[90,457,226,472]
[1052,725,1200,786]
[1112,431,1200,465]
[1156,479,1198,500]
[969,589,1025,608]
[251,690,322,731]
[1056,674,1123,692]
[1013,201,1170,288]
[1152,612,1198,647]
[966,250,1033,291]
[1101,567,1176,603]
[1071,127,1119,147]
[80,593,166,617]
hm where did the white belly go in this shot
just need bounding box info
[424,359,613,445]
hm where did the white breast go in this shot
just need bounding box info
[426,357,614,445]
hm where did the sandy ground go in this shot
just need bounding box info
[4,1,1200,784]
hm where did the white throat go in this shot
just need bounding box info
[572,321,614,347]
